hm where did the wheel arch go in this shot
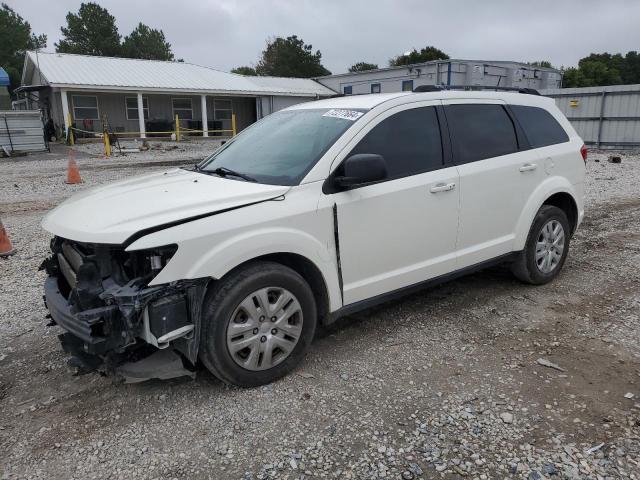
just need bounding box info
[211,252,332,326]
[513,178,580,251]
[542,192,578,235]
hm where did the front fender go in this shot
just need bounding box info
[128,222,342,312]
[513,176,581,251]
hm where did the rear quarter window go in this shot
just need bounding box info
[510,105,569,148]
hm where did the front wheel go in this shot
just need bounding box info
[511,205,571,285]
[199,261,317,387]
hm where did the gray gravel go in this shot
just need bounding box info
[1,147,639,479]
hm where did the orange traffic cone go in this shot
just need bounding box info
[0,220,16,257]
[66,149,82,184]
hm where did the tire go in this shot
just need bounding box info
[199,261,317,387]
[511,205,571,285]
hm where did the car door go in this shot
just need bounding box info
[442,100,544,268]
[323,102,460,305]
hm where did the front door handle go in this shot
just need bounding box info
[430,182,456,193]
[519,163,538,172]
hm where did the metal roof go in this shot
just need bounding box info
[314,59,561,80]
[22,51,335,97]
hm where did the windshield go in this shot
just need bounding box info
[200,108,365,185]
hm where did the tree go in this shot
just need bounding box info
[254,35,331,78]
[561,51,640,87]
[231,66,257,75]
[528,61,554,68]
[122,23,174,61]
[348,62,378,72]
[0,3,46,89]
[55,2,121,56]
[389,46,449,67]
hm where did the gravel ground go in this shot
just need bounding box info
[0,147,639,479]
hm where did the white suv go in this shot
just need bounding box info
[41,90,586,386]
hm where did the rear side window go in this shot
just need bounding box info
[510,105,569,148]
[445,104,518,164]
[348,106,443,179]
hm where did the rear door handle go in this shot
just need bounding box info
[430,182,456,193]
[519,163,537,172]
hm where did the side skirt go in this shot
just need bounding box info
[326,252,519,324]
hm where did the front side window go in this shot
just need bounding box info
[201,108,364,186]
[72,95,99,120]
[445,104,518,164]
[371,83,381,94]
[125,96,149,120]
[343,85,353,95]
[347,106,443,180]
[172,98,193,120]
[510,105,569,148]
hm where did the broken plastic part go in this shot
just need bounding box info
[116,349,195,383]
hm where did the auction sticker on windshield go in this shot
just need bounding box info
[322,109,364,121]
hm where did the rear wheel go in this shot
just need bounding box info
[199,261,317,387]
[511,205,570,285]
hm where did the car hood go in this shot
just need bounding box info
[42,168,290,244]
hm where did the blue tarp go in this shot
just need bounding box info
[0,68,10,86]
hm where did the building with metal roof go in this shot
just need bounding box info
[18,51,335,140]
[315,59,562,95]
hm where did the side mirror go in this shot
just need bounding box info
[334,154,387,189]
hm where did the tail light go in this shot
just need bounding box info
[580,144,588,163]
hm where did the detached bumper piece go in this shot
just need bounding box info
[41,237,207,382]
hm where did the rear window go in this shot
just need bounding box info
[510,105,569,148]
[445,104,518,164]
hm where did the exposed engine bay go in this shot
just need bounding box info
[40,236,207,381]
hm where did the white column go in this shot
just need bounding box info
[136,92,146,138]
[60,89,70,138]
[201,94,209,137]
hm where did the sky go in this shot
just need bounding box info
[6,0,640,74]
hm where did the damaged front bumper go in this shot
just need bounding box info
[41,237,208,381]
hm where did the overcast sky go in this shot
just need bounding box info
[6,0,640,73]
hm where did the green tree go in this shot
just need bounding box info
[561,67,584,88]
[55,2,121,56]
[231,66,257,75]
[348,62,379,72]
[122,23,174,61]
[528,61,554,68]
[254,35,331,78]
[0,3,46,89]
[389,46,449,67]
[562,51,640,87]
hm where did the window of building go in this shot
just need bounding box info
[214,99,233,120]
[402,80,414,92]
[510,105,569,148]
[172,98,193,120]
[72,95,99,120]
[445,104,518,164]
[343,85,353,95]
[371,83,381,94]
[125,96,149,120]
[347,106,443,180]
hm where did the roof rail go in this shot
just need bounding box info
[413,85,540,95]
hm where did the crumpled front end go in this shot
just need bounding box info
[41,236,207,381]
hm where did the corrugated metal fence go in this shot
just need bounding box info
[0,110,47,155]
[541,84,640,148]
